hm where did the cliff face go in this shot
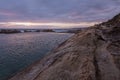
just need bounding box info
[9,14,120,80]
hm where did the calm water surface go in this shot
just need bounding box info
[0,32,73,80]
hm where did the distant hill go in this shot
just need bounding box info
[0,29,55,34]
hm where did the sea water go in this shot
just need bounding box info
[0,32,73,80]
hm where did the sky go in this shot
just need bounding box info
[0,0,120,29]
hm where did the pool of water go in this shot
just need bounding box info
[0,32,73,80]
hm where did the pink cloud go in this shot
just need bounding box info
[0,10,17,16]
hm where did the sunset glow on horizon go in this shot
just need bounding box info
[0,21,100,29]
[0,0,120,29]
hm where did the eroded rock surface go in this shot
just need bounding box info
[9,14,120,80]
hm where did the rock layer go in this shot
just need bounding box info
[9,14,120,80]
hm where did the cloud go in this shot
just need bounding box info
[0,0,120,23]
[0,10,17,16]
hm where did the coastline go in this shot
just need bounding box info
[9,14,120,80]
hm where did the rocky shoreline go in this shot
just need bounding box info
[0,29,55,34]
[9,13,120,80]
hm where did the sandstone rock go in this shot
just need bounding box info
[9,14,120,80]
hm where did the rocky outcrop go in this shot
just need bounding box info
[9,14,120,80]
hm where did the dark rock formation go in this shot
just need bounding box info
[9,13,120,80]
[0,29,55,34]
[0,29,21,34]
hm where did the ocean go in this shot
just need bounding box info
[0,32,73,80]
